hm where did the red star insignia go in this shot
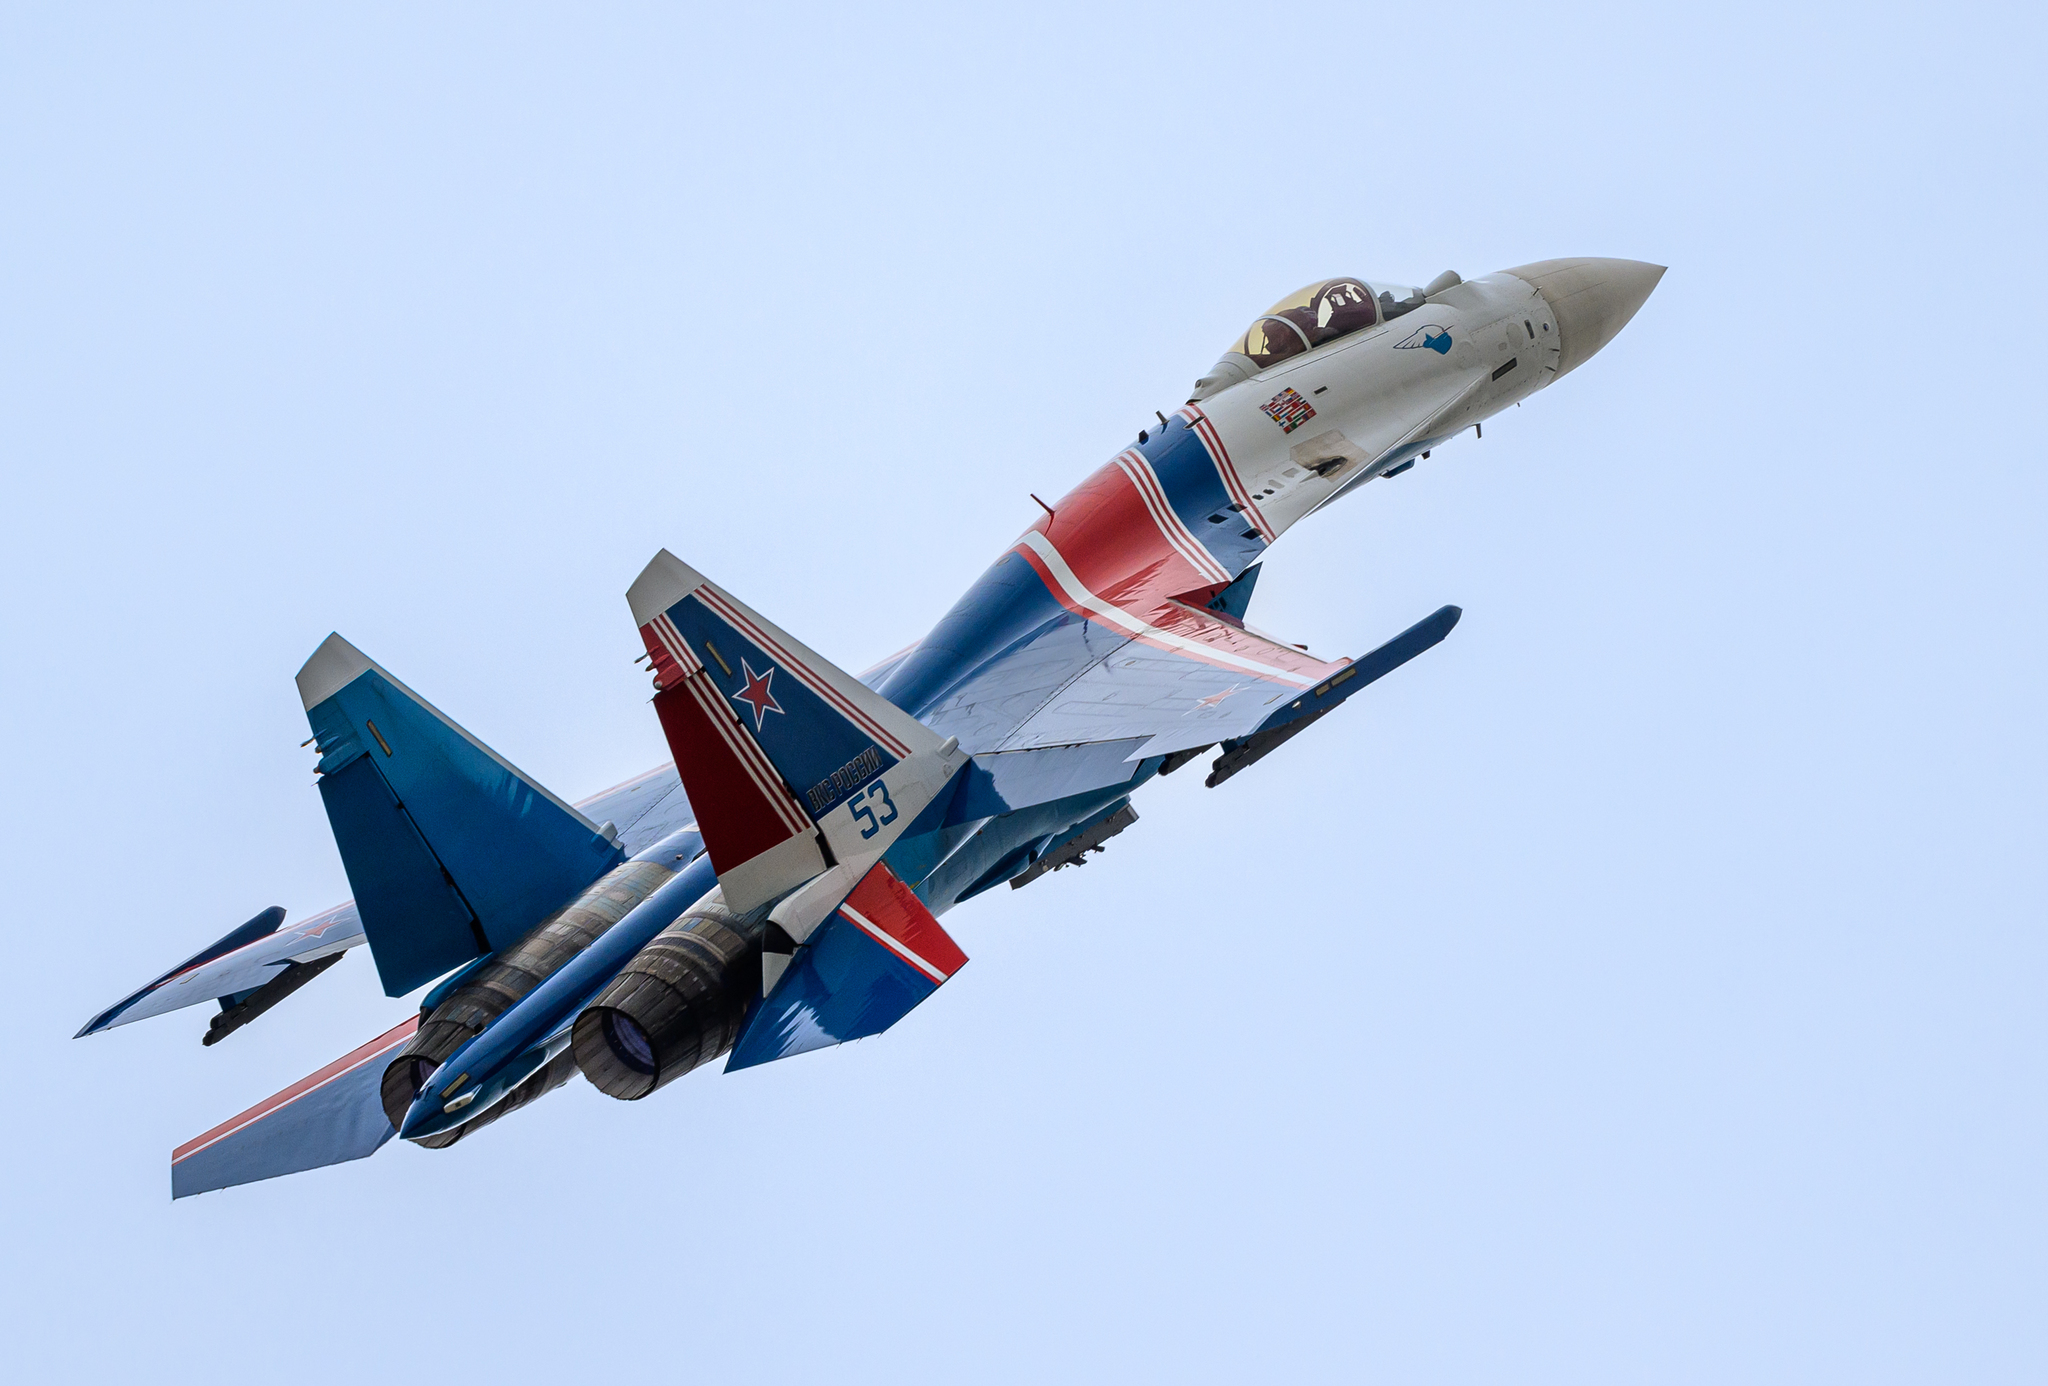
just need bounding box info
[731,659,784,730]
[1190,683,1244,712]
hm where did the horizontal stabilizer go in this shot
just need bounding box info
[171,1016,418,1198]
[727,861,965,1071]
[628,551,967,913]
[77,901,364,1038]
[299,634,625,996]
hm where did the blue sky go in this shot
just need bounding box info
[3,3,2044,1381]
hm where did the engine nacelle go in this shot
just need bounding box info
[571,899,760,1100]
[378,857,674,1146]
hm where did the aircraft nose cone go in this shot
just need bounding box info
[1503,257,1665,378]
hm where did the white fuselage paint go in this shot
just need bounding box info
[1191,271,1560,544]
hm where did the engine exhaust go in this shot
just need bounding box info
[571,900,761,1100]
[378,855,675,1145]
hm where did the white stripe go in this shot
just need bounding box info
[1113,451,1210,581]
[648,614,701,675]
[1127,450,1228,582]
[667,614,716,671]
[1113,451,1230,585]
[1017,530,1314,687]
[1184,407,1275,541]
[1135,455,1229,583]
[684,675,811,835]
[841,903,949,983]
[696,588,911,758]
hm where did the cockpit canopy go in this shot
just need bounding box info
[1230,276,1429,369]
[1192,275,1431,400]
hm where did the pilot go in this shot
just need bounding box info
[1311,279,1378,340]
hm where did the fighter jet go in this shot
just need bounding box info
[78,257,1664,1196]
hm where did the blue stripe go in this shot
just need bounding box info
[875,548,1077,723]
[1135,416,1268,578]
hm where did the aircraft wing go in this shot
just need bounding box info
[76,901,365,1038]
[906,533,1457,793]
[974,592,1351,760]
[916,537,1354,763]
[573,763,697,856]
[966,597,1460,798]
[880,423,1460,787]
[170,1016,416,1198]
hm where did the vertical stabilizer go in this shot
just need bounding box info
[298,634,624,996]
[626,551,968,913]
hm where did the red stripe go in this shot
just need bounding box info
[1010,540,1333,687]
[173,1015,420,1165]
[1038,458,1225,611]
[1116,449,1229,584]
[842,863,966,980]
[695,588,912,759]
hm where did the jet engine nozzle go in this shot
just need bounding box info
[571,900,761,1100]
[376,855,677,1146]
[1503,257,1664,378]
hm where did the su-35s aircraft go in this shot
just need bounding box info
[79,257,1662,1197]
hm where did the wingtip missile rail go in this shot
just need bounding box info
[1206,605,1463,788]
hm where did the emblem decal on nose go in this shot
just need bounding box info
[1394,325,1454,354]
[1260,387,1316,434]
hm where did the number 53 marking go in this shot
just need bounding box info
[849,778,899,839]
